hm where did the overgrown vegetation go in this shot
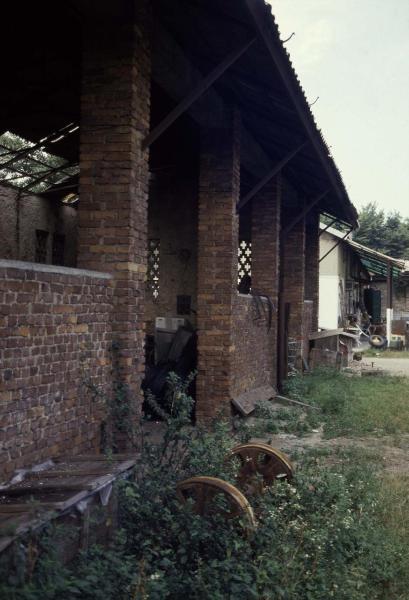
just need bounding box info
[284,369,409,438]
[1,372,408,599]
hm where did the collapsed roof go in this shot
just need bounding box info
[0,0,358,228]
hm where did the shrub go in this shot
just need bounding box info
[0,374,405,599]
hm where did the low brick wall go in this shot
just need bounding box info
[0,260,114,482]
[230,294,276,398]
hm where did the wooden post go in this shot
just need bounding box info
[386,262,393,347]
[143,37,256,149]
[386,262,393,309]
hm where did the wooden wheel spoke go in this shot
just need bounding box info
[230,444,294,493]
[176,476,256,530]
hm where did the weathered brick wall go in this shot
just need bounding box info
[304,212,319,331]
[196,109,240,420]
[376,280,409,318]
[0,261,113,482]
[146,176,198,333]
[282,208,306,357]
[77,2,151,423]
[231,178,281,395]
[0,185,77,267]
[231,295,275,396]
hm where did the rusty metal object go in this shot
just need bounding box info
[230,443,293,493]
[176,476,256,529]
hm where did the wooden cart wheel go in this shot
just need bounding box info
[230,443,293,493]
[176,476,256,529]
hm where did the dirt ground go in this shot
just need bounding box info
[256,429,409,475]
[362,356,409,376]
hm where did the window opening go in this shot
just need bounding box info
[238,239,252,294]
[35,230,49,263]
[147,239,160,299]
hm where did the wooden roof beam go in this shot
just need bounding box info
[283,189,330,237]
[244,0,357,227]
[142,36,256,149]
[319,228,353,263]
[237,141,308,211]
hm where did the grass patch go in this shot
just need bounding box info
[285,370,409,438]
[2,374,408,600]
[376,475,409,599]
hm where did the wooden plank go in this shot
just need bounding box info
[275,395,320,411]
[55,454,135,462]
[309,329,343,340]
[231,385,276,416]
[27,469,114,478]
[309,348,342,369]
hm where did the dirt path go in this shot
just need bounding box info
[255,430,409,475]
[362,357,409,376]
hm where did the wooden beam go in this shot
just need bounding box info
[319,218,337,236]
[237,141,308,211]
[319,229,352,263]
[244,0,356,226]
[387,262,393,309]
[142,37,257,149]
[282,190,330,237]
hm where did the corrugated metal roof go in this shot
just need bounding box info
[320,222,406,277]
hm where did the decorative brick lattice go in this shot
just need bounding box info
[238,239,252,291]
[147,239,160,299]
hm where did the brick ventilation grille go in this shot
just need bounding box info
[147,239,160,299]
[287,339,301,374]
[238,239,252,292]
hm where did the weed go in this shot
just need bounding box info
[1,373,408,599]
[285,370,409,438]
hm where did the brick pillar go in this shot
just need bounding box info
[251,177,282,387]
[282,211,306,361]
[196,110,240,421]
[77,4,151,425]
[304,212,320,331]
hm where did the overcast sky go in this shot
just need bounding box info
[269,0,409,218]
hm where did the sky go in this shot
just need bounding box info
[268,0,409,218]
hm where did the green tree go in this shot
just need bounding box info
[353,203,409,259]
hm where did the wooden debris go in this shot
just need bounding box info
[275,394,320,411]
[231,385,276,416]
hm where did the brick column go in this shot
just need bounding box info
[251,177,282,387]
[196,110,240,421]
[304,212,320,332]
[77,4,151,423]
[282,210,306,359]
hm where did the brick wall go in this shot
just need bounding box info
[282,207,306,362]
[196,109,241,420]
[231,295,276,396]
[146,175,198,333]
[77,1,151,424]
[376,280,409,318]
[0,185,77,267]
[231,178,281,395]
[304,211,319,331]
[0,260,113,482]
